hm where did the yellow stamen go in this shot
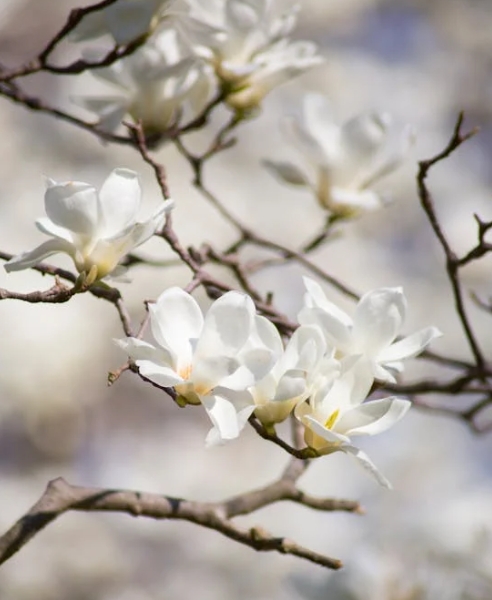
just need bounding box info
[324,409,339,430]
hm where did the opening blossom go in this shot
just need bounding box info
[298,277,442,384]
[264,93,415,216]
[77,28,212,135]
[71,0,175,45]
[295,359,411,488]
[117,287,281,445]
[184,0,323,110]
[5,168,173,281]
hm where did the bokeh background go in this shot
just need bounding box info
[1,0,492,598]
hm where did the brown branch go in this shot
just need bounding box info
[0,477,349,571]
[0,251,134,336]
[0,0,144,82]
[417,112,485,371]
[0,80,134,146]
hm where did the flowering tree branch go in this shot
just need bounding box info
[1,0,492,586]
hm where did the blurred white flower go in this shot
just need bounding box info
[299,277,441,383]
[184,0,323,110]
[251,323,331,428]
[5,168,172,281]
[117,287,280,444]
[296,360,410,488]
[71,0,174,45]
[77,28,213,135]
[264,93,415,216]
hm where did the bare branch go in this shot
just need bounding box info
[417,113,485,371]
[0,477,347,570]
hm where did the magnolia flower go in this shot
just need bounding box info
[184,0,323,110]
[264,93,414,216]
[296,360,410,487]
[117,287,280,444]
[5,168,173,281]
[298,277,441,384]
[71,0,174,45]
[77,28,212,135]
[251,324,331,428]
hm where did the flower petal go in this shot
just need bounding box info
[45,179,99,236]
[336,397,411,437]
[262,159,310,186]
[115,336,173,367]
[303,415,350,444]
[378,326,442,363]
[35,217,74,243]
[4,239,74,272]
[149,287,203,369]
[353,288,406,356]
[136,360,184,387]
[105,0,158,45]
[202,392,254,446]
[281,324,326,372]
[342,445,392,489]
[195,291,255,359]
[98,168,141,238]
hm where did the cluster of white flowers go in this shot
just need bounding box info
[73,0,323,131]
[4,168,173,281]
[117,277,441,487]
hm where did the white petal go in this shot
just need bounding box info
[252,314,283,357]
[378,326,442,363]
[304,415,350,444]
[98,168,141,238]
[353,288,406,356]
[298,306,353,352]
[339,112,390,177]
[239,347,277,382]
[4,239,74,272]
[115,336,173,367]
[195,292,255,359]
[45,180,99,236]
[69,11,106,42]
[120,201,174,249]
[192,356,244,392]
[329,187,383,213]
[201,393,254,445]
[149,287,203,369]
[136,360,184,387]
[303,277,352,324]
[35,217,74,243]
[106,0,157,45]
[342,445,392,489]
[336,397,411,437]
[282,324,326,372]
[262,159,310,186]
[274,372,306,401]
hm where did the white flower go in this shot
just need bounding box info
[251,324,331,428]
[117,287,280,444]
[71,0,174,45]
[264,93,414,216]
[296,360,410,488]
[184,0,323,110]
[5,168,173,281]
[77,28,213,135]
[298,277,441,384]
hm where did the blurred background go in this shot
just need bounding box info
[0,0,492,598]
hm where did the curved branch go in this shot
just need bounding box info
[0,477,345,571]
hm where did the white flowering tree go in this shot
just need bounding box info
[0,0,490,589]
